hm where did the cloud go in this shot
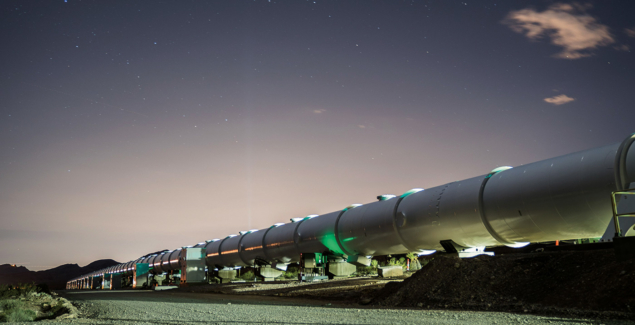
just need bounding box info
[614,44,630,51]
[357,125,366,129]
[626,27,635,38]
[544,94,575,105]
[313,109,326,114]
[503,3,614,59]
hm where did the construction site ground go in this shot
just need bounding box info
[52,247,635,324]
[52,289,622,325]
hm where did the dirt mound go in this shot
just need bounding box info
[371,249,635,318]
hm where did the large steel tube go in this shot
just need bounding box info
[396,177,498,251]
[68,135,635,289]
[193,241,212,249]
[146,255,158,274]
[159,252,172,272]
[166,249,182,271]
[483,143,618,244]
[205,239,224,267]
[262,223,300,264]
[239,231,266,265]
[139,256,152,266]
[295,211,341,255]
[150,254,164,273]
[336,200,406,256]
[218,235,245,267]
[626,140,635,188]
[616,134,635,190]
[122,261,133,276]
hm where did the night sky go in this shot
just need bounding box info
[2,1,634,270]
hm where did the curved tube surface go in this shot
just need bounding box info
[67,135,635,288]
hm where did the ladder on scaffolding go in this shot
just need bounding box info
[611,188,635,258]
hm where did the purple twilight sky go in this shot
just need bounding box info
[1,1,635,270]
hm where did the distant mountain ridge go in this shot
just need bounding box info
[0,259,119,290]
[0,264,30,275]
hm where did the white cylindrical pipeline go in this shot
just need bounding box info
[68,135,635,289]
[205,240,223,267]
[338,199,407,256]
[239,230,266,266]
[296,211,341,255]
[263,223,300,264]
[151,254,164,273]
[159,253,172,272]
[483,143,619,243]
[218,235,245,267]
[625,136,635,188]
[166,249,181,271]
[396,177,499,251]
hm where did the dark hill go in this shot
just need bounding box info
[0,264,30,275]
[0,259,119,290]
[84,259,121,270]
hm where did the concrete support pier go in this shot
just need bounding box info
[257,266,284,281]
[152,274,166,286]
[216,268,236,283]
[327,258,356,279]
[378,265,403,277]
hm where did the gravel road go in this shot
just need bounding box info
[28,290,631,325]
